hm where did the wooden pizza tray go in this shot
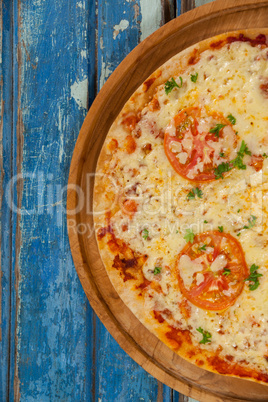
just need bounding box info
[67,1,268,400]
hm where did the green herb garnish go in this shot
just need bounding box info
[244,264,263,291]
[142,229,149,240]
[198,244,207,251]
[204,220,208,224]
[218,226,224,232]
[263,153,268,158]
[223,268,231,276]
[214,162,232,179]
[209,123,226,138]
[165,77,182,94]
[187,187,203,200]
[184,228,195,243]
[197,327,212,344]
[190,72,198,83]
[243,215,257,230]
[237,209,241,213]
[219,152,225,157]
[231,140,251,170]
[227,114,236,125]
[214,141,252,179]
[153,267,162,275]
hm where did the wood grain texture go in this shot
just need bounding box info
[14,0,93,400]
[67,1,268,401]
[1,1,19,400]
[1,1,11,400]
[178,0,221,15]
[181,0,195,13]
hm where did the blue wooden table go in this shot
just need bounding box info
[1,0,213,400]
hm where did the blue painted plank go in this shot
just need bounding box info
[97,0,141,90]
[1,1,17,400]
[94,319,159,401]
[14,0,95,400]
[176,0,182,15]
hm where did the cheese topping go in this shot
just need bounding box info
[178,254,203,287]
[210,254,228,272]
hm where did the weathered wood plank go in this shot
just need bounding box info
[161,0,175,24]
[180,0,195,13]
[15,0,95,399]
[97,0,141,90]
[1,1,18,400]
[94,319,160,401]
[195,0,215,7]
[178,0,215,14]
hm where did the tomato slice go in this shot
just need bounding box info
[164,107,237,182]
[176,231,248,311]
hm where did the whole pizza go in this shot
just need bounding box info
[93,30,268,383]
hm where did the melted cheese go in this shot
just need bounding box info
[210,254,228,272]
[178,254,203,287]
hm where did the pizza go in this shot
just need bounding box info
[93,30,268,384]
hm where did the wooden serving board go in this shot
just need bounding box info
[67,1,268,401]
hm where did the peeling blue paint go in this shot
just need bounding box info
[97,0,142,90]
[16,0,92,400]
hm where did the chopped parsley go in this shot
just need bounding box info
[209,123,226,138]
[198,244,207,251]
[214,162,232,179]
[231,158,246,170]
[197,327,212,344]
[204,220,208,224]
[153,266,162,275]
[219,152,225,157]
[187,187,203,200]
[237,209,241,213]
[237,233,241,237]
[263,153,268,158]
[231,140,252,170]
[165,77,182,94]
[184,228,195,244]
[218,226,224,232]
[142,228,149,240]
[190,72,198,83]
[223,268,231,276]
[243,215,257,230]
[214,140,252,179]
[236,140,251,156]
[227,114,236,125]
[244,264,263,291]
